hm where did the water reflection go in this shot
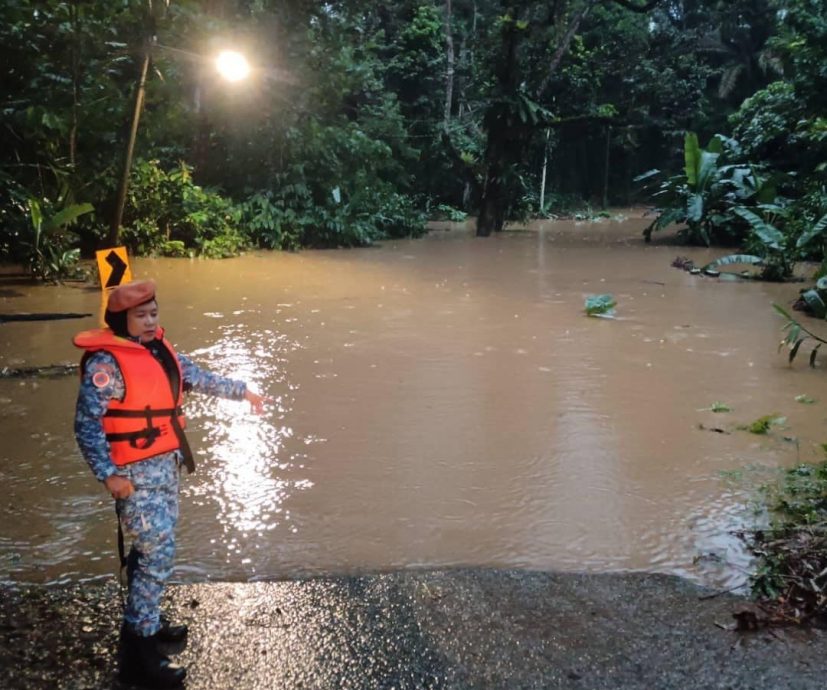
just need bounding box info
[183,323,313,574]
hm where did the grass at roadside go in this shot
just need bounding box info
[743,456,827,627]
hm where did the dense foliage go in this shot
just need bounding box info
[0,0,824,274]
[643,1,827,273]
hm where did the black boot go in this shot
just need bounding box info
[119,625,187,689]
[157,614,188,644]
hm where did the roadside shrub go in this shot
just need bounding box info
[236,188,305,251]
[121,160,246,257]
[430,203,467,222]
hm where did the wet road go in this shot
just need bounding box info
[1,570,824,689]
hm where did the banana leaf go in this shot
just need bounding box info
[727,166,753,198]
[712,134,741,156]
[715,271,752,281]
[800,289,827,319]
[633,169,660,183]
[686,194,703,222]
[44,203,94,232]
[701,254,763,275]
[795,213,827,249]
[697,151,721,191]
[684,132,701,187]
[733,207,784,250]
[29,199,43,249]
[773,303,791,320]
[707,136,724,154]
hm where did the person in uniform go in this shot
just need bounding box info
[74,279,268,688]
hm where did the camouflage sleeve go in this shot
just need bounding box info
[177,352,247,401]
[74,351,125,482]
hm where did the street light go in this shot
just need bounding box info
[215,50,251,82]
[108,43,251,246]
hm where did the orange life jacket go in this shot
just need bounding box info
[73,327,187,466]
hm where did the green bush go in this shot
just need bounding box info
[639,132,780,246]
[19,198,93,281]
[121,160,246,257]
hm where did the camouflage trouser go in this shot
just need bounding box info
[116,474,179,637]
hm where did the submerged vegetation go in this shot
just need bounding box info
[774,304,827,368]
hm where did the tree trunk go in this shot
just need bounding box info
[477,183,503,237]
[536,0,598,99]
[475,6,523,236]
[69,0,79,168]
[477,126,509,236]
[476,1,598,237]
[602,124,611,209]
[443,0,455,126]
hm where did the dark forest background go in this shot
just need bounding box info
[2,1,825,279]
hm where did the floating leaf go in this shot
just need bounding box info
[698,402,732,412]
[742,414,786,435]
[584,294,616,318]
[794,395,816,404]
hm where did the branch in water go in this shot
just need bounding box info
[1,364,79,378]
[0,312,92,323]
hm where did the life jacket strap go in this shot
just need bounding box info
[115,502,127,609]
[104,405,177,450]
[104,406,184,418]
[105,427,163,447]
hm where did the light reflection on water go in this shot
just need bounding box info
[182,324,314,576]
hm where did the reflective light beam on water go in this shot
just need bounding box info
[182,325,312,577]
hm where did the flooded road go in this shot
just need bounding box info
[2,214,826,590]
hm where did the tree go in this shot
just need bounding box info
[440,0,662,236]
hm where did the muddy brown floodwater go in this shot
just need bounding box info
[2,213,826,591]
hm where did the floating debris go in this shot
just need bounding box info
[584,294,616,318]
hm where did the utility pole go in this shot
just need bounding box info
[108,45,150,247]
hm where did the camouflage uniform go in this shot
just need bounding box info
[75,346,246,637]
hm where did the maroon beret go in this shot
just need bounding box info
[107,279,157,313]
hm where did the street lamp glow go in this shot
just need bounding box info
[215,50,250,82]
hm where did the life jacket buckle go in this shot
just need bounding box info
[128,405,160,450]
